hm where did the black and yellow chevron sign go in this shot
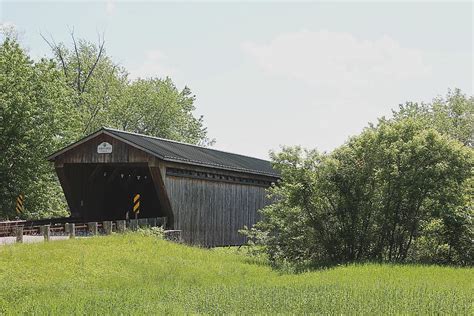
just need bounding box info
[16,194,24,214]
[133,194,140,215]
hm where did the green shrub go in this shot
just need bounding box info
[246,119,473,266]
[135,226,165,239]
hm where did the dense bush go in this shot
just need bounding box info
[243,118,473,266]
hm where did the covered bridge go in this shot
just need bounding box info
[47,127,279,246]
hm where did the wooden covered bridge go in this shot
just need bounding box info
[47,127,279,246]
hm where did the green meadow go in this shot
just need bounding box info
[0,234,472,314]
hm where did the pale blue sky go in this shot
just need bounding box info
[1,1,472,159]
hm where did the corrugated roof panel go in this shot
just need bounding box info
[105,128,279,177]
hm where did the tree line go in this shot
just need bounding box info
[0,32,211,220]
[242,90,473,266]
[1,30,472,266]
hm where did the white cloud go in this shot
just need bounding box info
[105,0,116,16]
[129,49,179,80]
[237,29,438,156]
[242,30,431,97]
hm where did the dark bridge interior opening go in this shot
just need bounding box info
[63,163,163,221]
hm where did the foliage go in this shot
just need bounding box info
[0,34,211,219]
[245,117,473,266]
[108,78,211,145]
[47,37,128,135]
[0,38,81,219]
[134,226,165,239]
[392,88,473,147]
[0,234,472,314]
[45,34,212,145]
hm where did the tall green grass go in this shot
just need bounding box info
[0,234,472,314]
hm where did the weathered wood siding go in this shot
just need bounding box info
[164,174,271,246]
[53,134,163,221]
[51,132,278,246]
[56,134,152,164]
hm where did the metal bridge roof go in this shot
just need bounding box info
[48,127,279,178]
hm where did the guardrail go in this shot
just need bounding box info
[0,217,85,237]
[2,217,169,240]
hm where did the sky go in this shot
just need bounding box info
[1,1,472,159]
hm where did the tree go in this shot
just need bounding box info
[44,33,212,145]
[0,29,212,220]
[393,89,473,147]
[108,78,211,145]
[0,32,212,220]
[0,38,80,219]
[245,118,473,266]
[43,32,128,135]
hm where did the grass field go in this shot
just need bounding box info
[0,233,472,314]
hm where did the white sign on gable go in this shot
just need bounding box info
[97,142,113,154]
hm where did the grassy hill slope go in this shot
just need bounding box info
[0,234,472,314]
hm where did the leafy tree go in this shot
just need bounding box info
[108,78,210,145]
[0,38,80,220]
[45,33,212,145]
[393,89,473,147]
[245,118,473,266]
[43,33,128,135]
[0,32,212,220]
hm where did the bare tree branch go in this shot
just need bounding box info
[70,28,82,94]
[82,57,115,135]
[81,33,105,93]
[40,32,68,78]
[82,102,102,135]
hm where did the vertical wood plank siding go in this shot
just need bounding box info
[164,175,271,246]
[50,131,278,246]
[56,134,151,164]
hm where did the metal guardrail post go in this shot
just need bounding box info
[116,220,126,233]
[147,217,157,227]
[88,222,98,236]
[103,221,112,235]
[138,218,148,228]
[68,223,75,239]
[15,226,23,243]
[129,219,138,231]
[41,225,50,241]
